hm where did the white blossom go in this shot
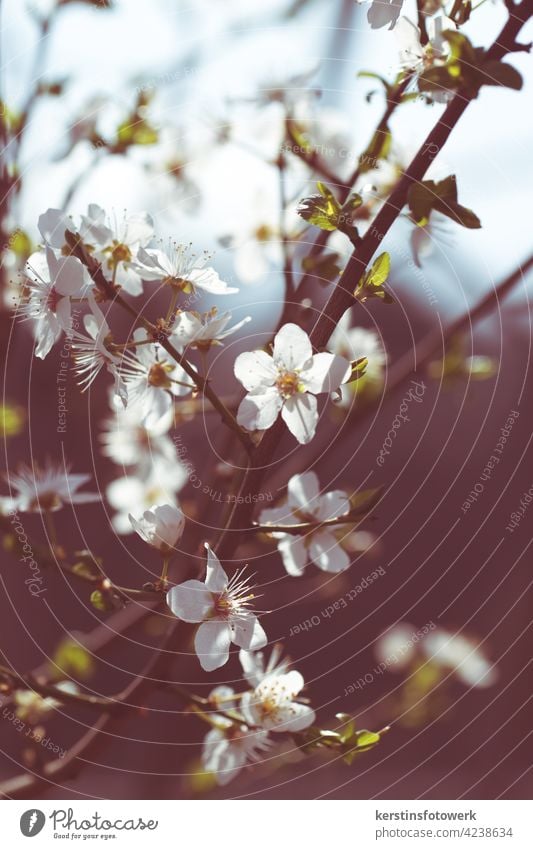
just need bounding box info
[170,308,251,351]
[136,242,238,296]
[82,205,154,296]
[235,323,350,444]
[20,247,91,360]
[202,686,271,786]
[1,461,99,514]
[166,544,267,671]
[14,681,79,724]
[129,503,185,553]
[71,295,127,404]
[395,16,453,80]
[119,329,194,428]
[106,457,187,534]
[329,313,387,404]
[100,400,175,469]
[241,670,315,733]
[422,629,498,688]
[239,644,289,688]
[260,471,352,576]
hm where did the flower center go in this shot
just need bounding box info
[255,224,273,242]
[46,287,60,313]
[110,242,132,265]
[163,275,194,293]
[148,362,173,388]
[275,370,303,399]
[30,491,62,512]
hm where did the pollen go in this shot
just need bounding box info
[275,370,304,399]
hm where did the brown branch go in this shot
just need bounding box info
[215,2,533,561]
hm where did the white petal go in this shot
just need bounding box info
[309,530,351,573]
[188,266,238,295]
[273,323,312,370]
[204,544,228,592]
[281,394,318,444]
[300,352,351,394]
[232,615,267,651]
[258,503,299,527]
[267,702,316,733]
[234,350,276,391]
[287,471,321,513]
[166,580,213,622]
[314,491,351,522]
[195,620,232,671]
[237,388,283,432]
[277,535,308,577]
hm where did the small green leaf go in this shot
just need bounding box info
[297,182,341,231]
[356,730,381,749]
[358,125,392,174]
[90,590,113,612]
[367,252,390,287]
[52,640,94,680]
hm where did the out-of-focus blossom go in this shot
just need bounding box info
[202,685,271,786]
[1,462,99,514]
[329,312,387,404]
[106,456,187,534]
[423,629,498,688]
[100,400,175,469]
[14,681,79,724]
[260,471,352,576]
[235,323,350,444]
[166,543,267,671]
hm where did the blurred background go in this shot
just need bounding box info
[0,0,532,800]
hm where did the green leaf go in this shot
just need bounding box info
[349,486,382,514]
[52,640,94,680]
[297,182,341,231]
[356,730,381,749]
[479,60,523,91]
[90,590,113,612]
[367,252,390,287]
[346,356,368,383]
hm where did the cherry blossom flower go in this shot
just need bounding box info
[166,543,267,671]
[234,323,350,444]
[100,400,175,469]
[259,471,352,576]
[422,629,498,688]
[21,247,91,360]
[239,644,289,688]
[82,206,154,296]
[241,669,315,733]
[170,308,251,351]
[329,313,387,404]
[202,685,271,786]
[136,242,238,296]
[37,205,154,296]
[119,329,194,428]
[395,15,453,79]
[106,456,187,534]
[1,462,99,514]
[71,295,127,404]
[129,503,185,553]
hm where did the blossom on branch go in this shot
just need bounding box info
[241,669,315,733]
[136,242,238,296]
[234,323,350,444]
[129,503,185,553]
[259,471,352,576]
[21,247,91,360]
[170,308,251,351]
[166,543,267,671]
